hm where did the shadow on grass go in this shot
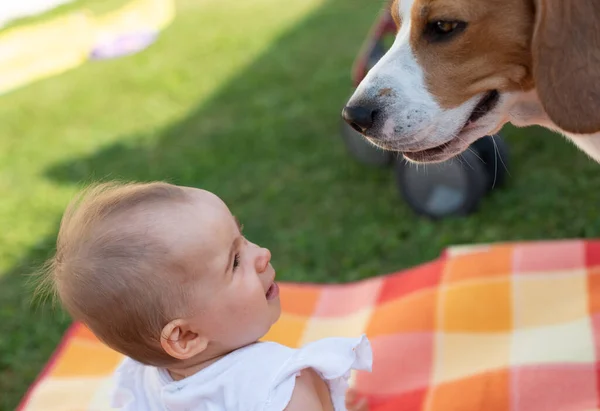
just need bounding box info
[43,0,410,280]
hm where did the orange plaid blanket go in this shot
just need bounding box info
[17,239,600,411]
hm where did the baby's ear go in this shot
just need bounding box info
[160,319,209,360]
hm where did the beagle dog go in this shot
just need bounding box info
[342,0,600,163]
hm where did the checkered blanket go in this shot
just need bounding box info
[17,239,600,411]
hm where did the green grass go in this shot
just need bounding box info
[2,0,600,408]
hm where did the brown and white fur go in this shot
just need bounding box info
[343,0,600,163]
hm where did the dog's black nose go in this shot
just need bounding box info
[342,105,376,133]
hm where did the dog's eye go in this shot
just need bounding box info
[424,20,467,42]
[435,21,458,33]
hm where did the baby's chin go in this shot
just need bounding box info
[270,300,282,324]
[260,302,282,339]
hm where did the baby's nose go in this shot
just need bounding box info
[256,247,271,272]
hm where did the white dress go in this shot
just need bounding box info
[110,334,372,411]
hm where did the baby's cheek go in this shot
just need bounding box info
[230,292,262,318]
[226,277,267,318]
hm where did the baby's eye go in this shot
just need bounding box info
[233,253,241,271]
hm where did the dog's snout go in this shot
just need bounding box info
[342,105,377,134]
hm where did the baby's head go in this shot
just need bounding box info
[39,181,281,367]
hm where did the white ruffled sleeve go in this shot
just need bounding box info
[264,334,372,411]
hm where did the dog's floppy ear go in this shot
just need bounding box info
[532,0,600,134]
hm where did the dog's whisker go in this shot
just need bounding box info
[459,152,475,171]
[492,135,510,177]
[491,137,498,189]
[455,135,485,164]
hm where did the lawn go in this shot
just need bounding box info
[2,0,600,409]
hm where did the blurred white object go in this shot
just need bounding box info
[0,0,175,95]
[0,0,76,28]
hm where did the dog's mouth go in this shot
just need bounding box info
[402,90,500,163]
[402,139,464,163]
[463,90,500,129]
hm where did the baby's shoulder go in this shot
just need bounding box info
[262,334,373,410]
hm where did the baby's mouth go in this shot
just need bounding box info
[266,282,279,300]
